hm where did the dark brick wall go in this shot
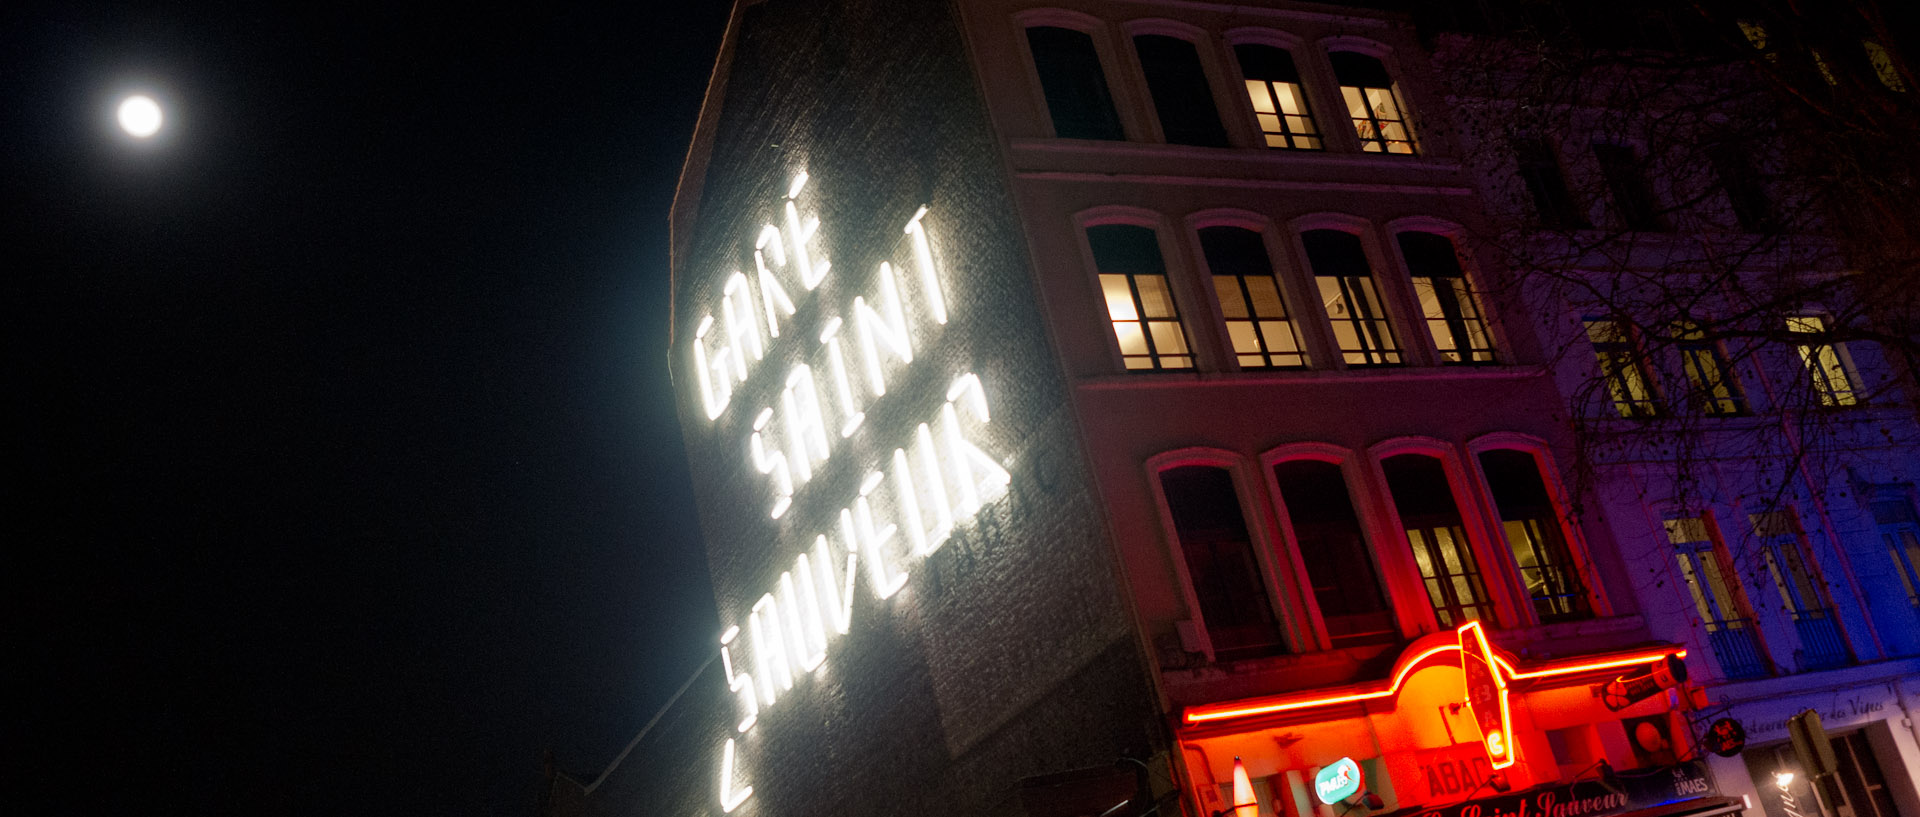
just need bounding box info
[616,1,1167,816]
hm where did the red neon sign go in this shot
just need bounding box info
[1458,621,1514,769]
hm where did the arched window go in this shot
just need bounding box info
[1396,232,1495,364]
[1383,454,1492,627]
[1233,44,1321,150]
[1301,229,1400,366]
[1198,226,1305,368]
[1271,459,1395,646]
[1160,465,1286,659]
[1478,450,1590,623]
[1087,224,1193,370]
[1026,26,1125,140]
[1134,34,1229,147]
[1329,51,1416,154]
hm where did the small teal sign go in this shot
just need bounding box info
[1314,757,1364,804]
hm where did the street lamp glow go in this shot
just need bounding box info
[117,95,163,138]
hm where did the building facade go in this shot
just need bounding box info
[551,2,1920,817]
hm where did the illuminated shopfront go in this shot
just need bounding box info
[1177,629,1736,817]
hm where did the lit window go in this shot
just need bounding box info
[1584,319,1661,417]
[1865,41,1907,92]
[1593,144,1665,231]
[1159,465,1286,659]
[1272,460,1396,646]
[1026,27,1125,140]
[1198,227,1305,369]
[1737,21,1768,51]
[1302,229,1400,366]
[1234,44,1321,150]
[1480,450,1591,623]
[1134,34,1229,147]
[1870,497,1920,612]
[1751,510,1851,670]
[1674,323,1747,415]
[1383,454,1492,628]
[1088,225,1193,370]
[1398,232,1495,363]
[1788,316,1861,406]
[1665,516,1770,679]
[1514,138,1585,228]
[1330,52,1416,154]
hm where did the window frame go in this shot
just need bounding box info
[1261,442,1410,650]
[1368,437,1516,633]
[1583,316,1664,418]
[1123,19,1236,149]
[1289,214,1408,369]
[1014,11,1133,142]
[1657,509,1775,680]
[1185,210,1311,371]
[1322,39,1420,156]
[1671,321,1749,416]
[1386,218,1501,366]
[1467,434,1611,626]
[1146,448,1304,662]
[1222,28,1326,152]
[1787,314,1865,408]
[1076,207,1204,373]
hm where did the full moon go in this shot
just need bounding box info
[117,95,163,138]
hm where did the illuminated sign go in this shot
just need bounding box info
[690,172,1012,813]
[1314,757,1364,804]
[1458,622,1514,769]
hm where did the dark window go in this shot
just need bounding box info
[1397,232,1496,363]
[1160,466,1286,659]
[1593,144,1666,230]
[1027,27,1125,140]
[1302,230,1401,366]
[1134,35,1229,147]
[1479,451,1591,623]
[1234,44,1321,150]
[1198,226,1305,368]
[1710,147,1774,232]
[1514,138,1586,228]
[1330,52,1417,154]
[1273,460,1396,646]
[1383,454,1493,627]
[1089,225,1193,370]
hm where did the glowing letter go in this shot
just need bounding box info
[790,553,831,668]
[750,407,794,519]
[785,173,830,290]
[854,263,913,397]
[818,317,865,438]
[812,533,856,635]
[855,471,909,599]
[693,314,731,420]
[778,570,824,673]
[903,206,948,326]
[749,593,792,704]
[780,366,831,481]
[720,738,753,813]
[940,374,1011,516]
[913,423,955,549]
[722,272,762,371]
[718,626,758,733]
[755,229,798,340]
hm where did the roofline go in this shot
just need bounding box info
[667,0,759,352]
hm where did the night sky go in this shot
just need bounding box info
[9,4,733,814]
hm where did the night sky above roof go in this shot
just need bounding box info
[8,3,733,814]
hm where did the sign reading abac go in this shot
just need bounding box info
[1705,718,1746,758]
[1401,762,1718,817]
[1458,622,1514,769]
